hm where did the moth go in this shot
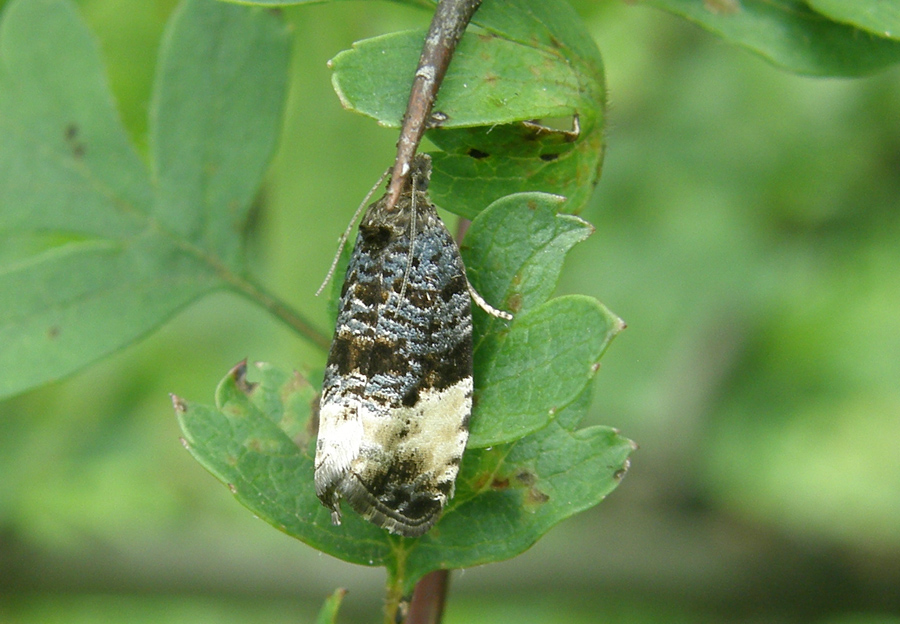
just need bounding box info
[315,154,474,537]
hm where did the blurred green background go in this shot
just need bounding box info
[2,0,900,622]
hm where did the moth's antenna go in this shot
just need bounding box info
[395,174,418,312]
[316,169,390,297]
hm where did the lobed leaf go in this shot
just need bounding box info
[0,0,291,399]
[469,295,622,447]
[431,0,609,216]
[642,0,900,76]
[461,192,593,315]
[462,192,622,447]
[176,361,633,592]
[402,387,634,591]
[176,362,396,568]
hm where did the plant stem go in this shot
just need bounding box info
[225,273,331,352]
[406,570,450,624]
[165,227,333,351]
[384,0,483,211]
[384,562,407,624]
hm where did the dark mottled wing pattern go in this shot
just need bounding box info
[315,155,473,537]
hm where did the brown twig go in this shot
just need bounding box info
[384,0,482,212]
[406,570,451,624]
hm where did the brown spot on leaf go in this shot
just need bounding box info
[467,148,489,159]
[47,326,60,339]
[64,123,85,158]
[539,153,559,162]
[506,293,523,314]
[525,487,550,509]
[472,474,488,490]
[515,470,536,486]
[286,369,313,394]
[246,438,265,453]
[229,360,257,394]
[491,477,510,490]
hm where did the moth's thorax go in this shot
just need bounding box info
[315,154,473,537]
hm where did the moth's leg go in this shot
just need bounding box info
[467,281,513,320]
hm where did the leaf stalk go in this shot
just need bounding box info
[225,272,331,351]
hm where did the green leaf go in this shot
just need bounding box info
[469,295,622,447]
[330,29,584,129]
[231,0,430,6]
[462,192,621,447]
[642,0,900,76]
[0,239,217,397]
[471,0,605,80]
[220,0,331,4]
[402,386,634,591]
[176,362,397,568]
[461,192,593,315]
[0,0,152,239]
[151,0,290,269]
[315,588,347,624]
[0,0,291,399]
[806,0,900,40]
[329,0,607,216]
[426,120,604,219]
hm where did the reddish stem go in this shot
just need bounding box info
[406,570,450,624]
